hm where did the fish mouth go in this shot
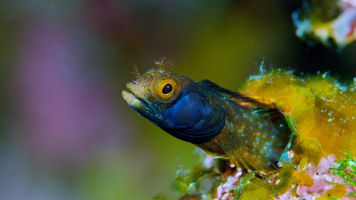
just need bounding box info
[122,82,150,111]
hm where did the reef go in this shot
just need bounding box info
[293,0,356,47]
[172,150,356,200]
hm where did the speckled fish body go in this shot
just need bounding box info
[196,80,294,171]
[122,65,356,173]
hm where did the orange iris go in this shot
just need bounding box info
[154,79,179,102]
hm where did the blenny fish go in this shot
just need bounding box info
[122,62,356,197]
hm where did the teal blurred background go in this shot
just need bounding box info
[0,0,355,199]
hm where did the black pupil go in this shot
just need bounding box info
[162,83,173,94]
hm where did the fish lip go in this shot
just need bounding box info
[122,82,151,111]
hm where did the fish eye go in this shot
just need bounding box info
[162,83,173,94]
[154,79,179,102]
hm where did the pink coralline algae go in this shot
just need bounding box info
[215,168,242,200]
[296,157,338,198]
[276,155,355,200]
[175,152,356,200]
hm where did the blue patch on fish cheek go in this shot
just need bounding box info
[164,93,204,128]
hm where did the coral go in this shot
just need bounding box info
[173,150,356,200]
[123,66,356,199]
[293,0,356,47]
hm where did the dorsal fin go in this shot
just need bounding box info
[198,79,263,105]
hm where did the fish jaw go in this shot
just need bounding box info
[122,90,145,109]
